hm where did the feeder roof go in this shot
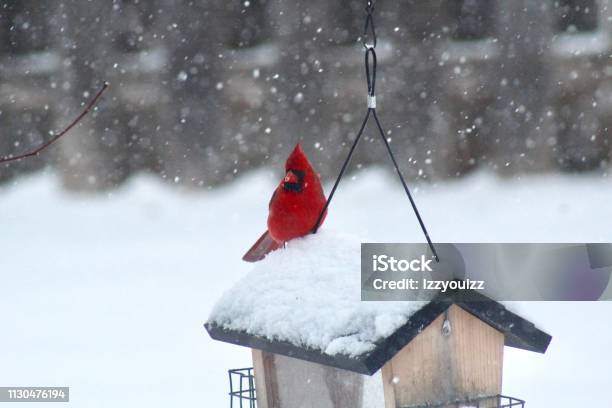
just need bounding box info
[205,230,551,375]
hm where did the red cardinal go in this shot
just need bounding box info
[243,143,327,262]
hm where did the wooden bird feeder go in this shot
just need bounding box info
[206,289,550,408]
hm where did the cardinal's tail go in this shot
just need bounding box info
[242,231,284,262]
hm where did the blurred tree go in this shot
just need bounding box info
[452,0,493,41]
[0,1,59,183]
[555,0,599,32]
[0,0,610,190]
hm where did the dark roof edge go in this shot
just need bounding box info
[205,290,552,376]
[361,291,551,374]
[205,322,373,375]
[453,290,552,354]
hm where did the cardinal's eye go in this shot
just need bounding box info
[284,172,298,184]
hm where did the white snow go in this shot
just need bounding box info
[209,230,428,357]
[0,168,611,407]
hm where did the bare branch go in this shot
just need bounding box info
[0,82,109,164]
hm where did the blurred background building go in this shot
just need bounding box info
[0,0,610,190]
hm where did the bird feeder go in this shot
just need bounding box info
[206,2,550,406]
[207,295,550,408]
[205,233,551,408]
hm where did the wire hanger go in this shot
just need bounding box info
[311,0,440,263]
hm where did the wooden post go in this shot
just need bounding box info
[252,349,275,408]
[381,305,504,407]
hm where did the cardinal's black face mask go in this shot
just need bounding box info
[283,169,305,192]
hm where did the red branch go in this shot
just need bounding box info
[0,82,109,164]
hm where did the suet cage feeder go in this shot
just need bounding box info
[228,368,256,408]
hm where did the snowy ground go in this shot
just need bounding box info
[1,168,611,407]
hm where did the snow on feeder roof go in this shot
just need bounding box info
[205,230,551,375]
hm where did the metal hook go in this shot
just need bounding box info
[362,9,377,49]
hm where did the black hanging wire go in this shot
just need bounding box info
[312,0,440,263]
